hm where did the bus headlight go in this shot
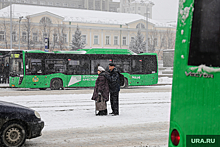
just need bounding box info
[34,111,41,119]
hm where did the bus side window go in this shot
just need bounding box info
[45,59,66,74]
[143,56,157,74]
[131,59,143,74]
[91,59,110,74]
[113,58,131,73]
[26,59,42,75]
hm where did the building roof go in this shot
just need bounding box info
[0,4,173,27]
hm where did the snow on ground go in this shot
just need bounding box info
[0,92,171,132]
[158,77,172,84]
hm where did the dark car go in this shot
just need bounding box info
[0,101,44,147]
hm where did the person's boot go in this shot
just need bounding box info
[103,109,107,115]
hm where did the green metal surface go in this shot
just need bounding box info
[169,0,220,147]
[77,48,137,55]
[9,49,158,89]
[9,73,158,88]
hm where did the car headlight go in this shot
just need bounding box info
[34,111,41,119]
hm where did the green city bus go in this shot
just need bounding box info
[9,48,158,90]
[169,0,220,147]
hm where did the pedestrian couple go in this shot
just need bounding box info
[91,63,120,116]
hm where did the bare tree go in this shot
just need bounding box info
[0,16,17,49]
[57,24,67,50]
[148,29,158,52]
[1,18,9,49]
[165,28,176,49]
[39,17,53,50]
[23,16,32,50]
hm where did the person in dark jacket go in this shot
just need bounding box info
[91,66,109,116]
[104,63,120,116]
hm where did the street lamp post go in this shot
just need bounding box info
[10,0,12,49]
[145,4,149,53]
[19,16,23,49]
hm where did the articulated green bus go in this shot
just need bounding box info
[169,0,220,147]
[9,49,158,90]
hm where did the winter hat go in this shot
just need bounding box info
[98,66,105,72]
[109,63,116,66]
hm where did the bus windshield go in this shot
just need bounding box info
[9,54,23,77]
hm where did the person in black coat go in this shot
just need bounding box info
[91,66,109,116]
[104,63,120,116]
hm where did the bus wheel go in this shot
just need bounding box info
[39,88,47,90]
[121,78,128,89]
[50,79,63,90]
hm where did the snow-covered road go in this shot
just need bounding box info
[0,86,171,147]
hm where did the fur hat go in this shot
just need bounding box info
[98,66,105,72]
[109,63,116,66]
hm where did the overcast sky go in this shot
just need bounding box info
[150,0,179,23]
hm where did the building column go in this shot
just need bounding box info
[106,0,109,11]
[93,0,95,10]
[101,29,103,48]
[90,29,92,48]
[127,31,130,49]
[100,0,102,11]
[120,0,123,12]
[84,0,88,9]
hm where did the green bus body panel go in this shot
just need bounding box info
[9,73,158,88]
[169,0,220,147]
[9,49,158,88]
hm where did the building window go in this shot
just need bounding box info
[32,1,37,4]
[33,32,38,42]
[123,37,127,45]
[0,31,5,41]
[12,32,16,42]
[106,36,110,45]
[138,7,140,10]
[133,7,135,10]
[81,35,86,44]
[136,23,145,29]
[40,17,52,24]
[94,35,98,44]
[63,34,67,43]
[48,2,53,5]
[53,34,58,43]
[131,37,135,41]
[22,32,27,42]
[114,36,118,45]
[56,3,60,6]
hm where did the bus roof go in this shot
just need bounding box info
[0,49,15,51]
[138,52,157,56]
[23,50,53,53]
[53,51,87,54]
[77,48,137,55]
